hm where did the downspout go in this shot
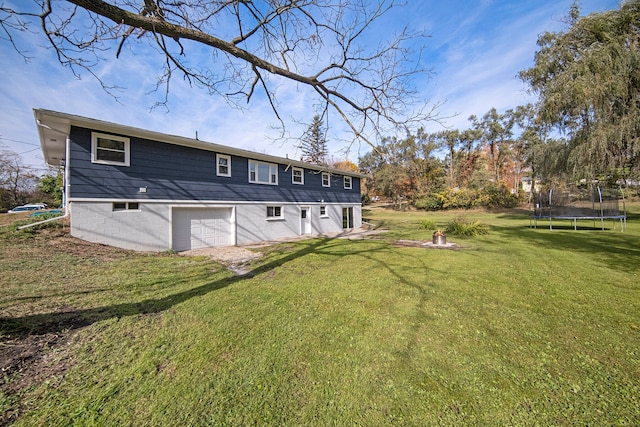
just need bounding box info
[18,136,71,230]
[64,134,71,211]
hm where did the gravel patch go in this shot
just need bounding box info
[179,228,387,275]
[395,239,461,249]
[180,246,262,264]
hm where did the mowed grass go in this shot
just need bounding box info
[1,206,639,425]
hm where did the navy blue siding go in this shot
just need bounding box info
[68,126,361,203]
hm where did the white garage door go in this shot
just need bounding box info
[172,208,233,251]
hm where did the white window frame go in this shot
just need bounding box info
[92,132,130,166]
[342,207,354,229]
[113,202,140,211]
[322,172,331,188]
[216,154,231,177]
[292,167,304,185]
[266,205,283,220]
[343,176,353,190]
[249,160,278,185]
[320,205,328,217]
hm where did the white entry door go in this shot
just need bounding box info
[300,207,311,235]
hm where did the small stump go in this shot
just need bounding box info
[432,231,446,245]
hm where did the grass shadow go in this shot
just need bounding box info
[0,238,338,340]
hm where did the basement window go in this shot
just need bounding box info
[266,206,283,219]
[113,202,140,211]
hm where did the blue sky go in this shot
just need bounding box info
[0,0,619,172]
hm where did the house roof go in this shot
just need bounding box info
[33,109,365,177]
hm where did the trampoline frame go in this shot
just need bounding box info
[530,186,627,231]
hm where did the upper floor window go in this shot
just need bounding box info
[292,167,304,185]
[249,160,278,185]
[217,154,231,177]
[92,132,130,166]
[344,176,353,189]
[322,172,330,187]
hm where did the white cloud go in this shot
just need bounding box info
[417,0,618,133]
[0,0,621,170]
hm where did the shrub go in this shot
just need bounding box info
[474,184,520,208]
[445,217,490,236]
[442,187,476,209]
[622,185,640,201]
[418,218,437,230]
[414,184,522,211]
[413,196,442,211]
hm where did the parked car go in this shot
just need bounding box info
[7,204,47,213]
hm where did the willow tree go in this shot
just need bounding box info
[520,1,640,180]
[1,0,432,147]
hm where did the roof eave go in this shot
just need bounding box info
[33,109,365,177]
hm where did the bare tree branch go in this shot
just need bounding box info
[1,0,435,147]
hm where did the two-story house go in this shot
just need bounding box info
[35,109,363,251]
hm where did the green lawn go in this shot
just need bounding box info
[1,206,639,425]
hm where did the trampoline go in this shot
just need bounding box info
[530,186,627,231]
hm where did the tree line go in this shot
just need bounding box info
[2,1,638,212]
[358,106,535,209]
[0,150,62,212]
[359,1,640,209]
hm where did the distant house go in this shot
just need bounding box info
[35,109,363,251]
[521,177,540,195]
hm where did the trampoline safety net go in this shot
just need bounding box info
[531,186,627,231]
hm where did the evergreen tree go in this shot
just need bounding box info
[300,115,328,165]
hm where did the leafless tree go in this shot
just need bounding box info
[0,150,39,208]
[1,0,435,146]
